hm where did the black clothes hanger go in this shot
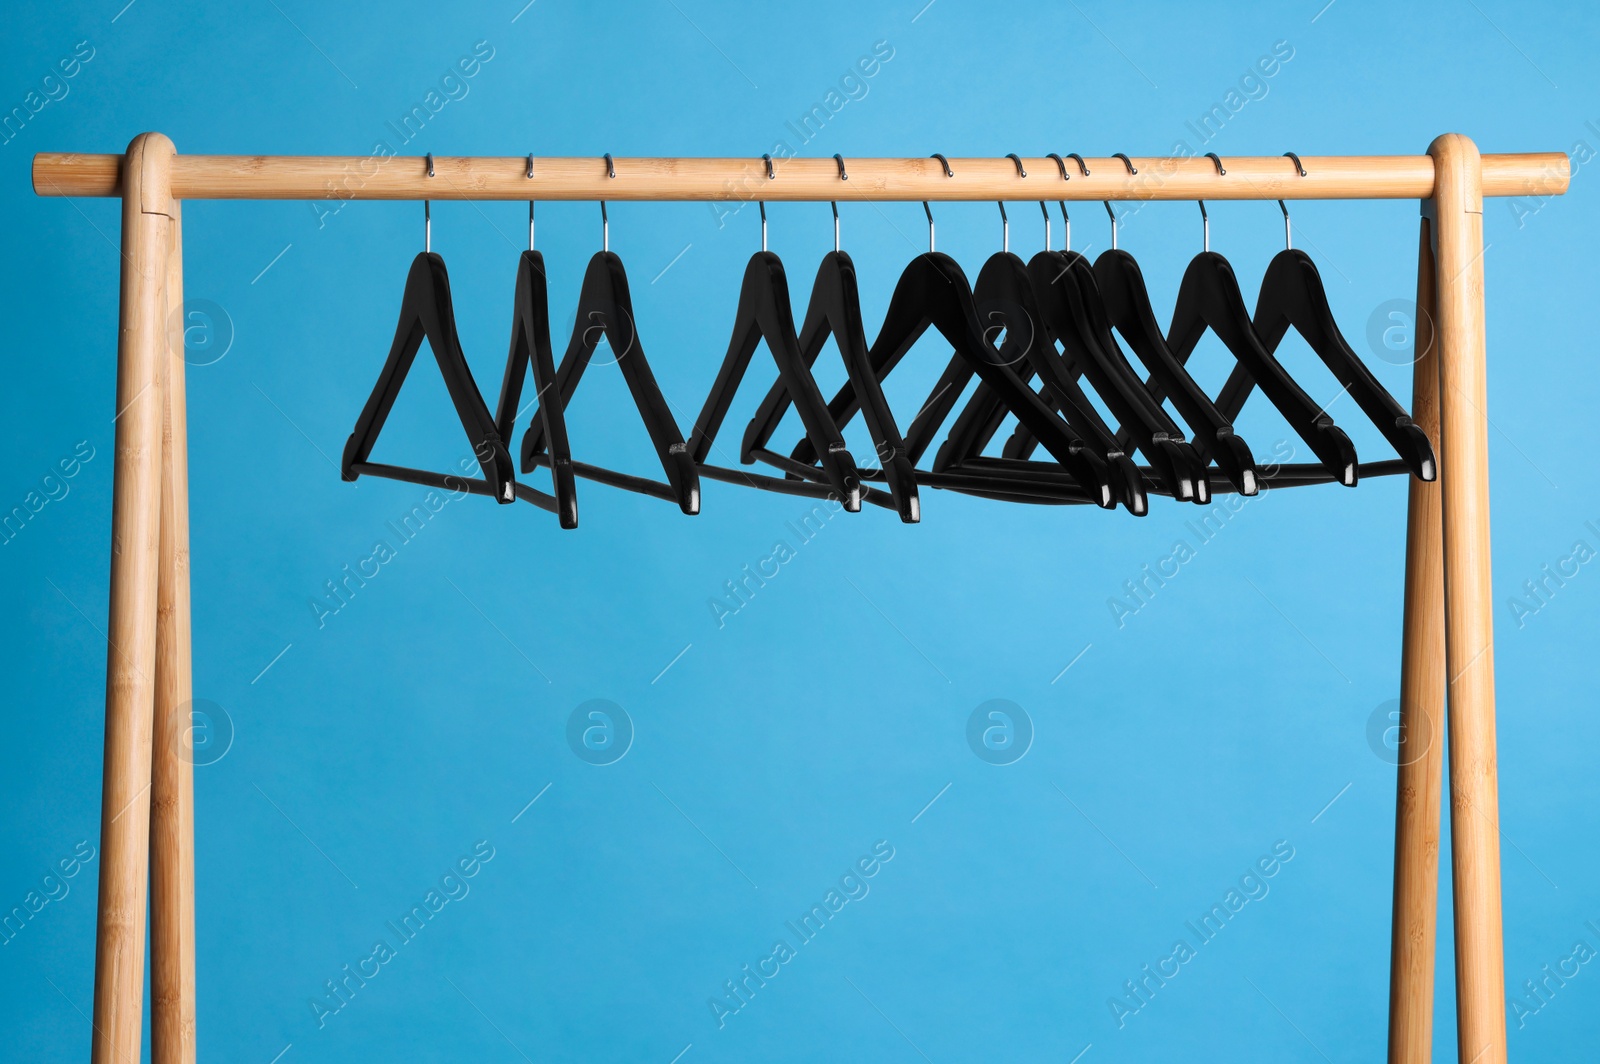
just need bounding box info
[1028,246,1210,504]
[974,160,1212,505]
[688,188,865,512]
[1093,232,1260,495]
[521,194,700,515]
[342,188,517,507]
[1250,201,1435,481]
[1164,235,1359,487]
[782,199,1114,508]
[921,200,1148,514]
[491,190,580,528]
[739,203,921,521]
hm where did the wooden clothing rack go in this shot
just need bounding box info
[31,135,1570,1064]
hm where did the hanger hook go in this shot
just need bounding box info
[1205,152,1226,176]
[1278,152,1304,249]
[1198,200,1209,252]
[525,154,535,251]
[599,154,616,251]
[1066,152,1089,176]
[834,153,848,181]
[1112,152,1137,175]
[1058,201,1072,252]
[1045,155,1069,251]
[1006,152,1027,179]
[831,200,841,253]
[1104,200,1118,251]
[998,201,1009,253]
[758,154,774,252]
[921,153,952,253]
[423,153,434,252]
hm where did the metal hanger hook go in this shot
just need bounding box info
[831,200,840,253]
[1198,200,1209,252]
[1066,152,1089,177]
[1039,201,1050,252]
[1205,152,1226,176]
[1047,153,1070,182]
[998,201,1009,253]
[1278,152,1305,248]
[1006,152,1027,178]
[834,153,849,181]
[1058,201,1072,252]
[601,153,615,251]
[423,153,434,252]
[1103,200,1117,250]
[1113,152,1137,175]
[758,153,773,252]
[921,153,952,253]
[526,153,535,251]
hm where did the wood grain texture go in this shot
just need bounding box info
[1430,132,1508,1064]
[151,199,197,1064]
[31,151,1570,201]
[90,131,174,1064]
[1386,215,1447,1064]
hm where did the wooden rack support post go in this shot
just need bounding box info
[44,138,1563,1064]
[1429,133,1509,1064]
[90,132,175,1064]
[151,192,197,1064]
[1387,212,1447,1064]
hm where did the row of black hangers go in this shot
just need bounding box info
[342,152,1435,528]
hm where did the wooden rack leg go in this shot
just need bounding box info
[1387,214,1447,1064]
[90,132,175,1064]
[151,198,196,1064]
[1429,133,1508,1064]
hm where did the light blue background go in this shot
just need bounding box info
[3,2,1596,1061]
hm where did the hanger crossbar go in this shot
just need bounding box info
[32,151,1567,201]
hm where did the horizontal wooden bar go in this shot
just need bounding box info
[33,152,1569,202]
